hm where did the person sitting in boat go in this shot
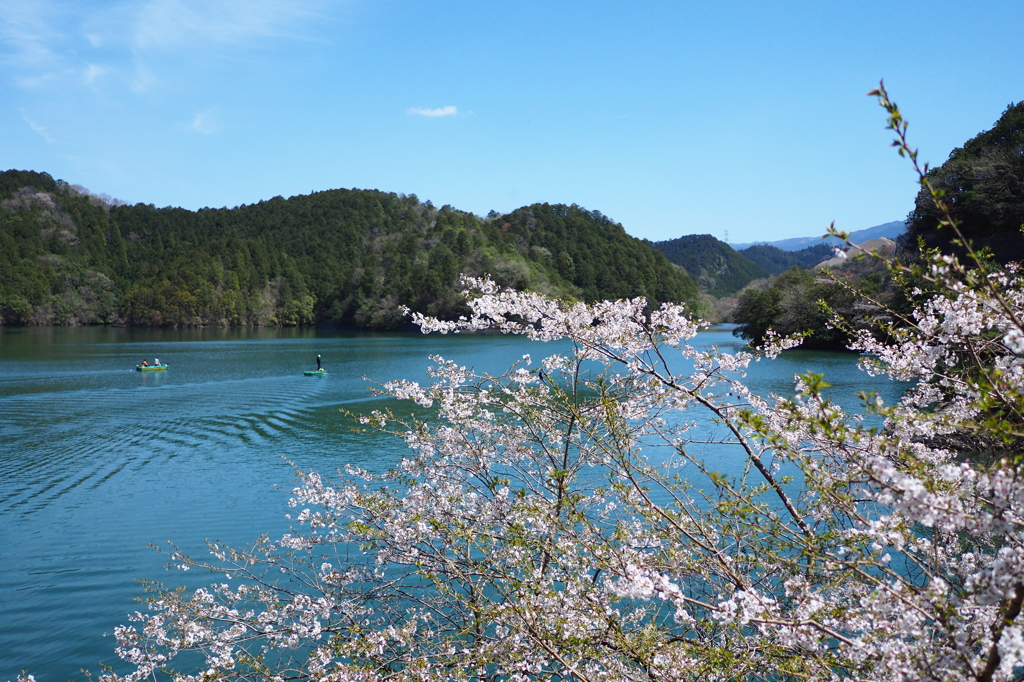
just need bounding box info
[141,360,148,367]
[154,358,160,366]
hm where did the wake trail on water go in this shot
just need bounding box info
[0,373,345,515]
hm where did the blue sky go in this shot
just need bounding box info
[2,1,1023,243]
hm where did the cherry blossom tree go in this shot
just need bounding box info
[73,85,1024,682]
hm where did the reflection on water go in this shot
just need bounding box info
[0,325,903,681]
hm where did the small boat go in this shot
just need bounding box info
[303,369,326,376]
[136,364,168,371]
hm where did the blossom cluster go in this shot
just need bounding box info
[82,253,1024,681]
[77,88,1024,681]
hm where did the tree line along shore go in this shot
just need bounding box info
[3,99,1023,344]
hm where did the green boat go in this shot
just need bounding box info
[136,364,168,371]
[303,369,326,376]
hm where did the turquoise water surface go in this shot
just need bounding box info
[0,325,902,681]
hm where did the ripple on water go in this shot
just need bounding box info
[3,327,905,682]
[0,371,348,517]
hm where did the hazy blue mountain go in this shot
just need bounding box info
[730,221,906,251]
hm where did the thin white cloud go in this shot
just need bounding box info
[21,111,56,143]
[409,105,460,118]
[0,0,65,78]
[130,60,157,93]
[128,0,327,50]
[0,1,119,90]
[83,63,106,85]
[1,0,335,93]
[188,110,221,135]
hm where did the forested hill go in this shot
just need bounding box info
[903,100,1024,262]
[499,204,701,304]
[0,170,702,328]
[650,234,768,297]
[738,243,834,275]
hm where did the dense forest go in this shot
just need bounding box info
[649,233,838,298]
[901,100,1024,262]
[497,204,702,305]
[0,170,703,328]
[650,234,769,296]
[731,259,893,350]
[738,243,834,275]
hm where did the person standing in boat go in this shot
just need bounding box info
[316,354,322,371]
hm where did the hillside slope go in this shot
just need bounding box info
[0,171,702,327]
[903,101,1024,262]
[500,204,703,306]
[651,234,768,296]
[739,243,834,275]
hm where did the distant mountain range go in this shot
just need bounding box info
[729,221,906,252]
[652,223,904,298]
